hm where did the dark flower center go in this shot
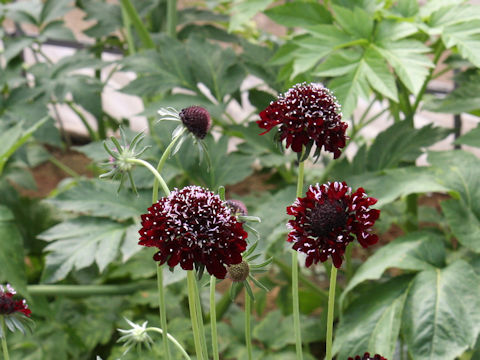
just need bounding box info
[308,199,347,237]
[0,296,15,314]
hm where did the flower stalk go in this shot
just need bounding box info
[187,271,204,360]
[245,291,253,360]
[292,158,305,360]
[210,276,220,360]
[145,327,191,360]
[325,266,337,360]
[1,316,9,360]
[193,278,209,360]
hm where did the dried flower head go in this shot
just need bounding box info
[179,106,212,139]
[348,353,387,360]
[287,182,380,268]
[257,82,347,159]
[227,260,250,282]
[138,186,248,279]
[0,284,31,317]
[117,318,154,355]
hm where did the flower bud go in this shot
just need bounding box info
[179,106,212,139]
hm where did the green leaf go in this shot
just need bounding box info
[334,275,413,360]
[2,37,35,64]
[403,261,480,360]
[428,150,480,217]
[375,40,434,95]
[332,5,373,39]
[81,0,123,38]
[441,199,480,253]
[39,217,132,282]
[252,310,292,350]
[442,20,480,67]
[228,0,274,32]
[45,180,149,221]
[343,231,445,299]
[0,117,49,175]
[455,122,480,147]
[347,167,449,208]
[363,47,398,101]
[40,0,71,25]
[0,205,27,296]
[186,36,246,100]
[366,121,450,171]
[265,2,332,27]
[425,71,480,115]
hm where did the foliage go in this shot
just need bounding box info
[0,0,479,359]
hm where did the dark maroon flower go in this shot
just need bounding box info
[0,284,31,317]
[138,186,248,279]
[287,182,380,268]
[348,353,387,360]
[257,82,347,158]
[179,106,212,139]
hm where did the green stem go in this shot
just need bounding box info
[156,266,171,360]
[152,128,186,202]
[325,266,337,360]
[166,0,177,38]
[65,101,99,141]
[127,158,170,196]
[193,276,209,360]
[245,292,253,360]
[293,159,305,360]
[120,0,155,49]
[27,281,156,296]
[48,156,80,178]
[405,193,418,232]
[187,271,204,360]
[121,3,136,55]
[146,327,191,360]
[1,317,10,360]
[210,276,220,360]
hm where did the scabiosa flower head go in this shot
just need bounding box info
[287,182,380,268]
[0,284,31,317]
[138,186,248,279]
[179,106,212,139]
[227,260,250,282]
[257,82,347,158]
[348,353,387,360]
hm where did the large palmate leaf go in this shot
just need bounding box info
[342,231,445,300]
[334,276,413,360]
[0,205,27,295]
[428,151,480,253]
[402,261,480,360]
[39,217,138,282]
[45,179,149,221]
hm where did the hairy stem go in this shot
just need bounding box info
[187,271,204,360]
[127,158,170,196]
[245,292,253,360]
[146,327,191,360]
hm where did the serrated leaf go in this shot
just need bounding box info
[455,123,480,147]
[40,0,71,24]
[365,121,450,172]
[346,167,449,208]
[442,20,480,67]
[363,47,398,101]
[332,5,373,39]
[0,205,27,295]
[228,0,274,32]
[39,217,132,282]
[375,40,433,95]
[441,199,480,253]
[264,2,332,28]
[343,231,445,299]
[334,276,413,360]
[403,261,480,360]
[81,0,123,38]
[45,180,149,221]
